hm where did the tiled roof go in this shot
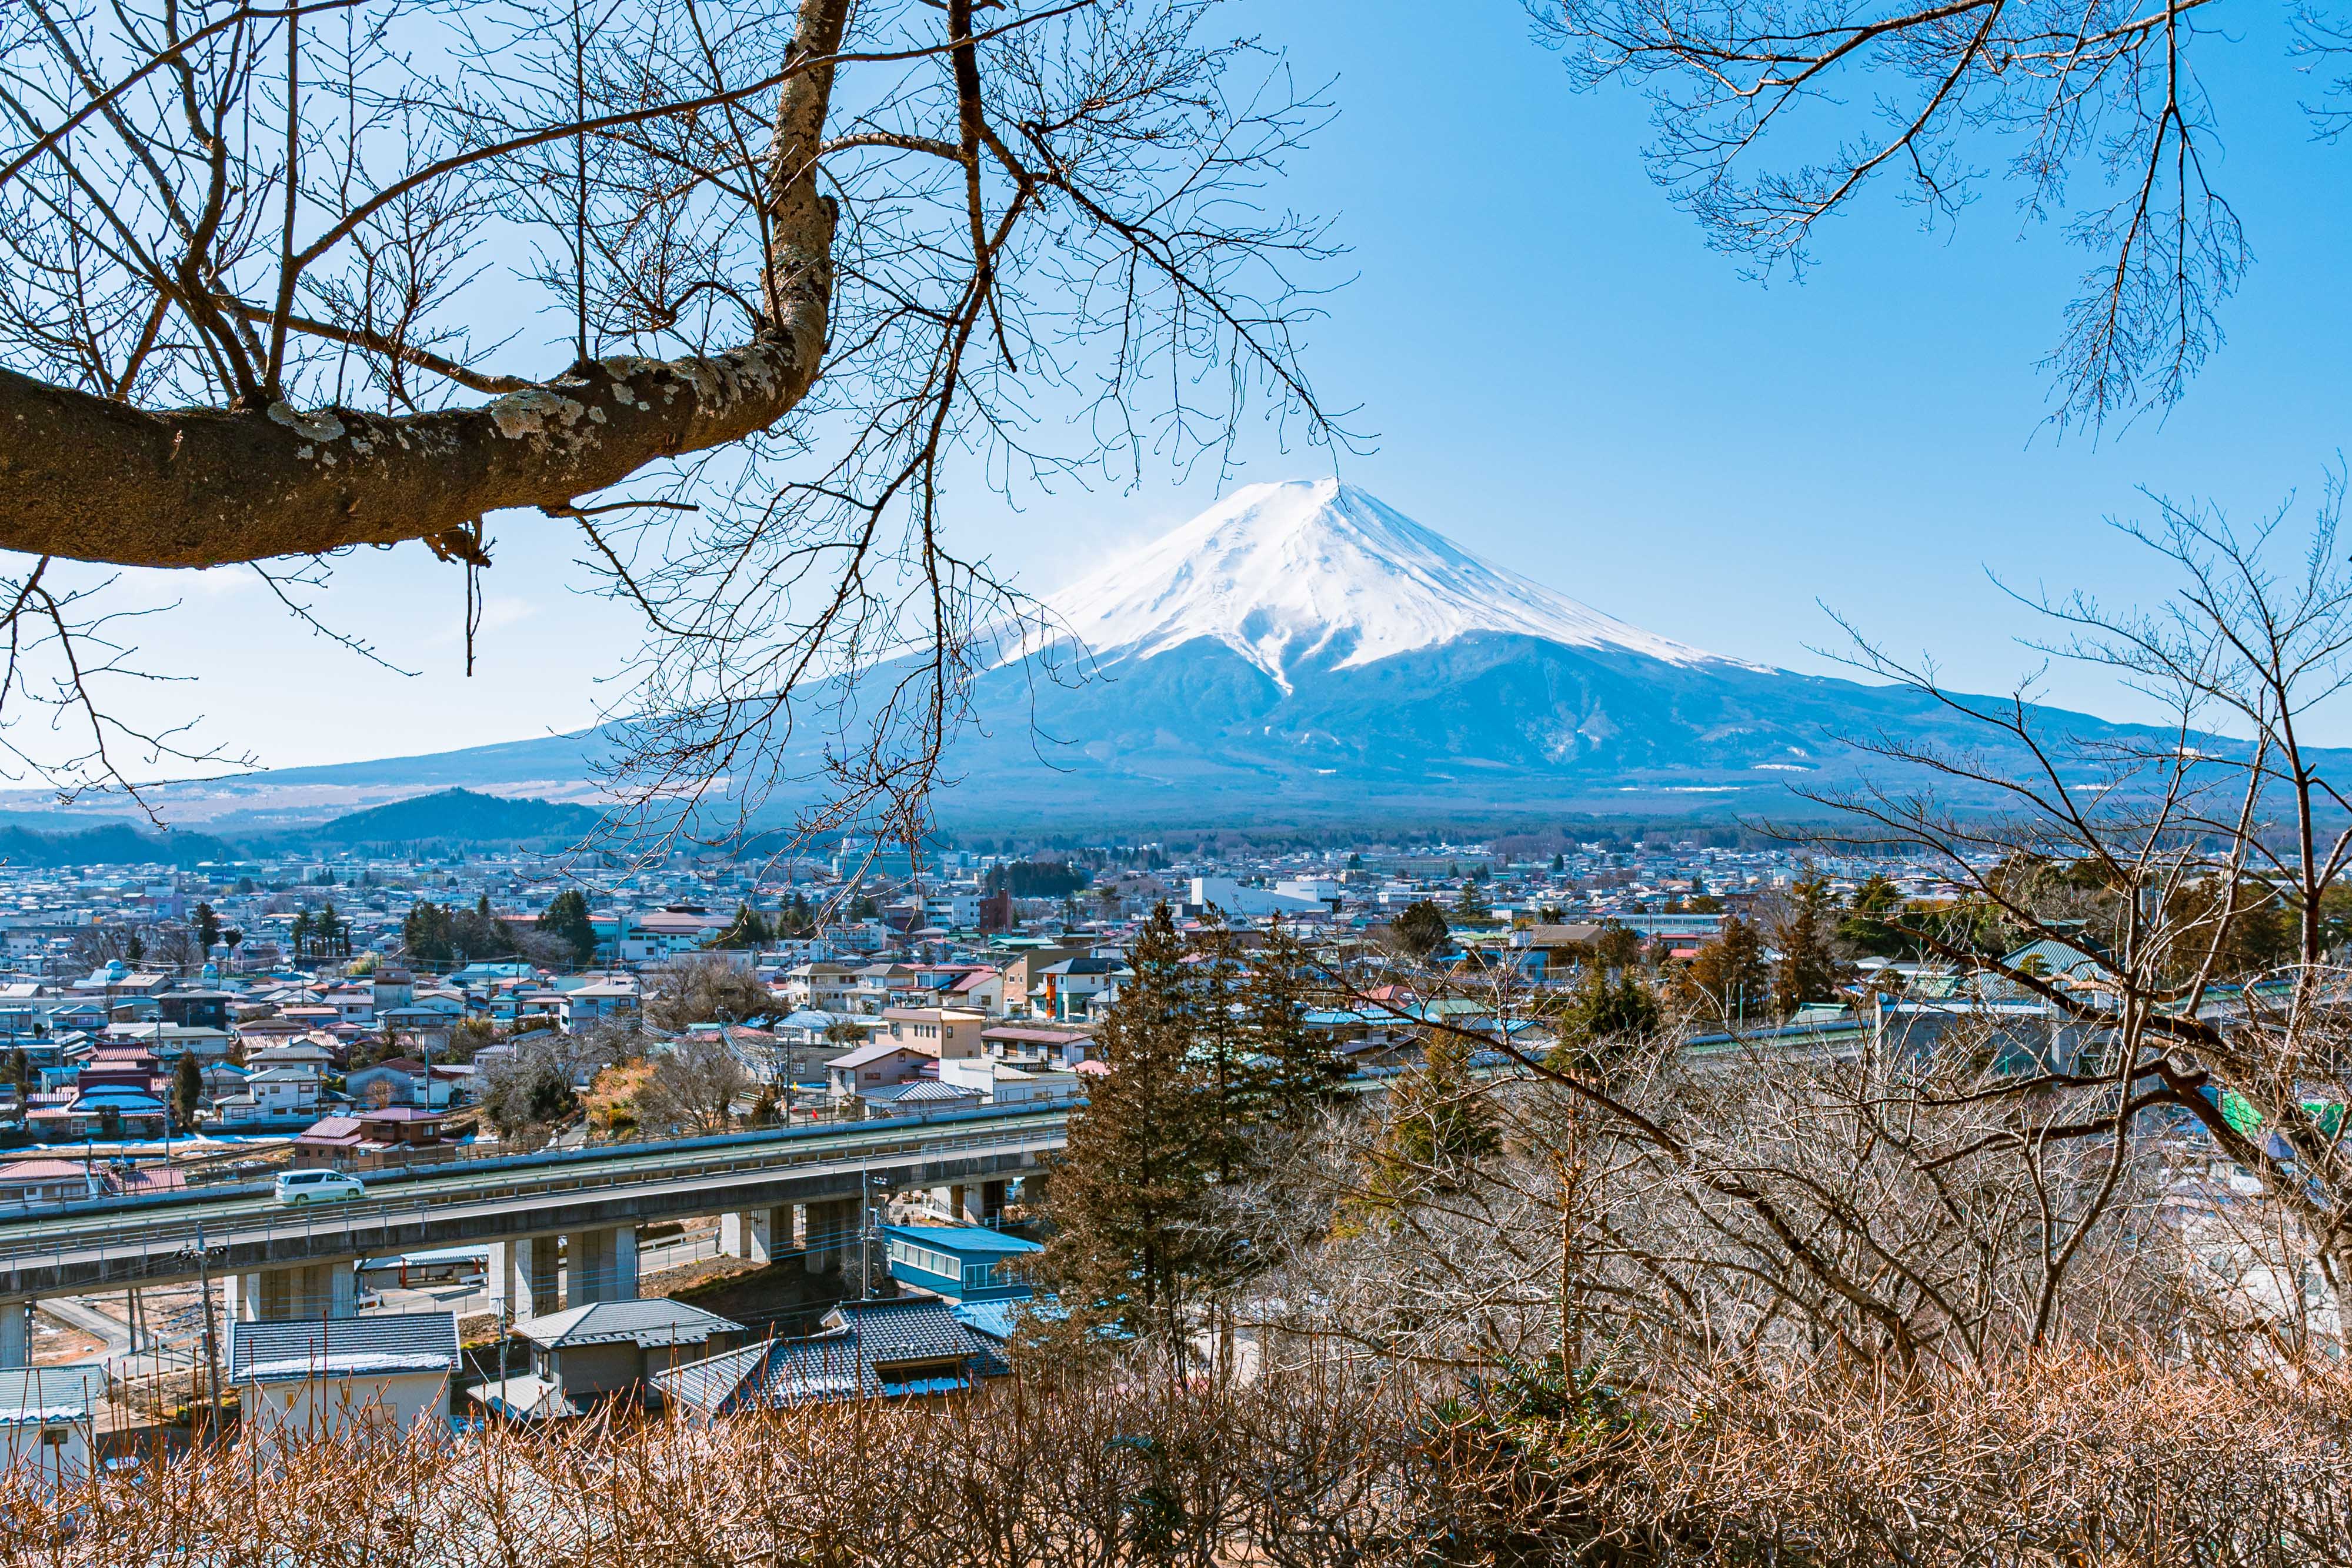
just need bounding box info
[0,1366,105,1421]
[516,1297,743,1350]
[658,1298,1006,1413]
[228,1311,458,1382]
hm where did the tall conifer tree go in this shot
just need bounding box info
[1039,902,1224,1357]
[1252,920,1347,1129]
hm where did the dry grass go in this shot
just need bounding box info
[6,1352,2350,1566]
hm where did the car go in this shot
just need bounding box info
[273,1169,366,1206]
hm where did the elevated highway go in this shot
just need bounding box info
[0,1104,1069,1360]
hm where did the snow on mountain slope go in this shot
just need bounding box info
[1032,478,1748,689]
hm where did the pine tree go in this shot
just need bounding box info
[1251,920,1347,1127]
[1770,876,1849,1019]
[1548,967,1660,1082]
[1038,902,1226,1358]
[172,1053,203,1125]
[193,901,221,954]
[543,888,598,966]
[1390,899,1452,960]
[715,902,772,950]
[1187,914,1259,1182]
[1360,1032,1499,1213]
[1679,914,1769,1025]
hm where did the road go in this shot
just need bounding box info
[0,1103,1069,1300]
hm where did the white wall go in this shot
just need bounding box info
[243,1371,450,1442]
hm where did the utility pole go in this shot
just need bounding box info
[183,1224,223,1440]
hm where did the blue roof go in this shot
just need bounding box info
[881,1223,1041,1260]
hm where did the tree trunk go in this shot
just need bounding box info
[0,0,849,571]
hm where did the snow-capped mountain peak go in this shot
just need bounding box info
[1035,478,1728,689]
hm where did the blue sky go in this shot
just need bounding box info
[84,0,2352,773]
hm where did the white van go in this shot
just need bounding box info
[273,1169,366,1206]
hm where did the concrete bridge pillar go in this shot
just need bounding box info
[801,1199,859,1274]
[489,1236,559,1321]
[0,1301,28,1368]
[225,1263,357,1321]
[565,1226,639,1305]
[720,1206,796,1265]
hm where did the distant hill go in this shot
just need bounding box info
[307,788,604,846]
[0,822,241,868]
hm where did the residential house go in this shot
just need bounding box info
[880,1223,1042,1302]
[656,1297,1009,1414]
[948,968,1005,1015]
[879,1006,986,1060]
[102,1022,233,1061]
[1035,957,1123,1023]
[345,1058,454,1110]
[979,1024,1092,1071]
[474,1299,745,1419]
[155,989,233,1029]
[824,1040,932,1099]
[779,962,862,1014]
[937,1057,1080,1107]
[0,1366,105,1483]
[228,1311,459,1440]
[0,1159,102,1207]
[228,1066,326,1120]
[993,946,1086,1019]
[245,1039,338,1076]
[321,986,376,1026]
[376,1006,455,1056]
[292,1107,461,1172]
[559,979,639,1033]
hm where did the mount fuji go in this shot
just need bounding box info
[916,476,2171,823]
[19,478,2223,832]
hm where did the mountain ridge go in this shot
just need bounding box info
[0,481,2283,830]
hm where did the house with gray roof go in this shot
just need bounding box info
[473,1298,745,1418]
[656,1297,1008,1415]
[228,1310,458,1440]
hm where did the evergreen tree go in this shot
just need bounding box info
[1391,899,1452,961]
[5,1048,28,1094]
[1187,913,1258,1181]
[124,931,145,965]
[1836,873,1912,958]
[1251,920,1347,1126]
[1770,876,1849,1019]
[714,901,773,950]
[1039,902,1226,1358]
[1548,967,1661,1082]
[776,892,818,938]
[1679,914,1769,1025]
[543,888,599,966]
[172,1052,203,1125]
[403,900,455,964]
[1360,1033,1499,1212]
[193,901,221,954]
[1453,881,1493,921]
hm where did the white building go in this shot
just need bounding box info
[228,1312,459,1442]
[0,1366,104,1484]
